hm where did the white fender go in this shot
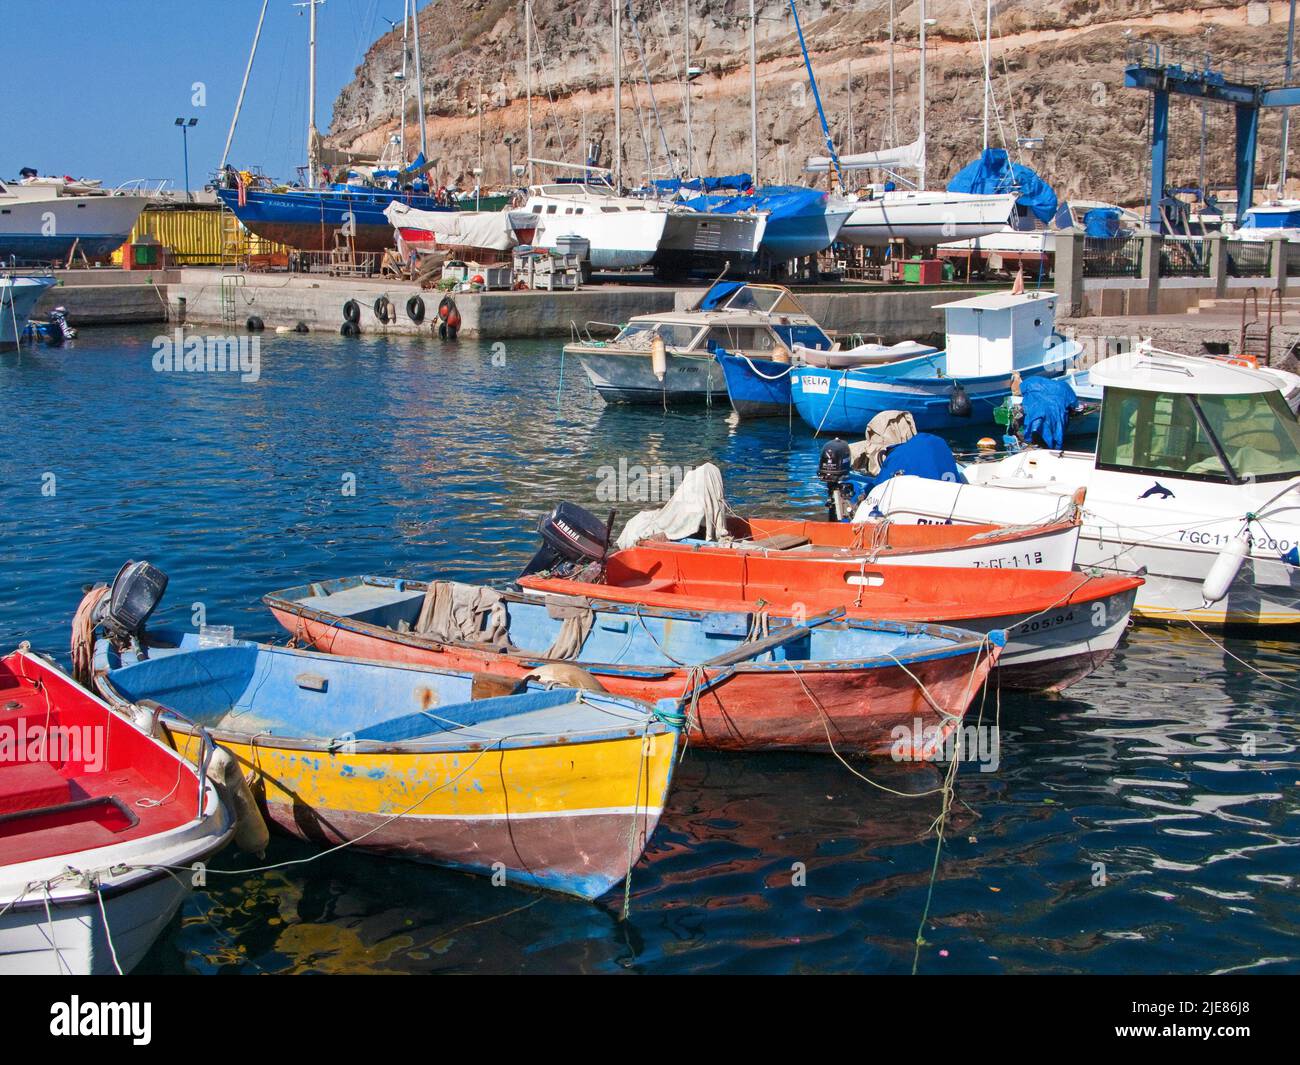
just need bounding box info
[1201,526,1251,605]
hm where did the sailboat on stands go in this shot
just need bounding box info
[814,0,1016,247]
[216,0,456,253]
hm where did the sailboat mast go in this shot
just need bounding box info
[220,0,269,171]
[748,0,758,184]
[399,0,409,163]
[982,0,991,149]
[307,0,319,186]
[412,0,427,158]
[526,0,534,184]
[887,0,895,143]
[684,0,693,175]
[613,0,622,189]
[917,0,927,191]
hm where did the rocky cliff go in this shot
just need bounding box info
[325,0,1299,205]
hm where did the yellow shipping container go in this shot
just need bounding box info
[115,206,289,266]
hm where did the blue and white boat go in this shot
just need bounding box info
[789,290,1081,435]
[677,182,852,266]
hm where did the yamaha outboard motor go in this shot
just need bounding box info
[817,438,854,521]
[96,560,168,649]
[519,503,614,580]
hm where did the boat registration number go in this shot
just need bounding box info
[1012,609,1075,635]
[801,375,831,395]
[973,551,1045,569]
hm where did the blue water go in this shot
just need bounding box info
[3,327,1299,974]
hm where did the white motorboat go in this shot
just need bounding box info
[859,346,1300,626]
[0,177,151,262]
[836,187,1019,248]
[0,274,57,347]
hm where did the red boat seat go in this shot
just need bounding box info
[0,761,73,814]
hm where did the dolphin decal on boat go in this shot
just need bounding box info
[1139,482,1175,500]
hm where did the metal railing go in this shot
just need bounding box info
[1082,235,1142,278]
[1226,240,1271,278]
[1159,236,1211,278]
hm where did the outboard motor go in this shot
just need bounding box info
[817,438,854,521]
[519,502,614,580]
[96,560,168,649]
[48,307,76,342]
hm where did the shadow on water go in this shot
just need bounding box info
[5,327,1299,974]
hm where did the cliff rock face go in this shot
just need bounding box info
[325,1,1296,205]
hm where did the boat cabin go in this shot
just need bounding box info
[526,183,650,217]
[936,290,1062,378]
[1090,351,1300,486]
[607,283,833,357]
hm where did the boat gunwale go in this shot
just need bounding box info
[260,574,1005,677]
[93,637,675,758]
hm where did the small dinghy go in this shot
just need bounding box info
[0,646,233,974]
[513,505,1141,693]
[92,614,678,900]
[265,574,1002,756]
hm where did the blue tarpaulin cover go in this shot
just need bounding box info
[947,149,1057,224]
[1021,376,1078,450]
[684,184,827,222]
[848,434,967,497]
[653,174,754,194]
[1082,207,1124,238]
[698,281,746,310]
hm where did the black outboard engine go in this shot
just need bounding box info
[519,503,614,580]
[96,560,168,649]
[817,438,854,521]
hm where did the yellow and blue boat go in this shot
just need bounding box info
[93,631,679,900]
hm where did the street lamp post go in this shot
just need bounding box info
[175,117,198,201]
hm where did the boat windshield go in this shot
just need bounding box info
[723,286,806,315]
[1097,386,1300,483]
[612,321,702,350]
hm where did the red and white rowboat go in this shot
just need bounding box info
[0,647,232,975]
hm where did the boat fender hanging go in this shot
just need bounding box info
[206,746,270,858]
[438,296,460,339]
[340,320,360,337]
[651,334,667,381]
[1201,526,1252,605]
[245,316,264,332]
[948,382,972,418]
[373,295,394,323]
[406,295,426,323]
[293,321,309,333]
[342,299,361,324]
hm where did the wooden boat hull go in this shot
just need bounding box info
[660,514,1082,571]
[264,576,1002,755]
[163,725,669,900]
[516,551,1143,692]
[96,635,676,900]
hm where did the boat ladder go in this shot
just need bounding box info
[219,274,246,326]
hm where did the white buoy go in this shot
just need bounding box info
[1201,526,1252,605]
[207,746,270,857]
[651,334,667,381]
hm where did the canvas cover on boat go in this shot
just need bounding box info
[684,185,827,223]
[853,434,967,493]
[807,137,925,174]
[853,410,917,475]
[652,174,754,194]
[384,202,518,250]
[616,463,727,549]
[947,149,1057,223]
[1082,207,1124,238]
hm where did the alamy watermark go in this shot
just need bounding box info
[152,329,260,382]
[596,459,694,504]
[891,717,1001,773]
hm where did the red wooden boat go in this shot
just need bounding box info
[0,647,232,974]
[517,548,1143,692]
[636,512,1081,570]
[264,575,1003,756]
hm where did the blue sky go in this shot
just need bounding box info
[2,0,400,190]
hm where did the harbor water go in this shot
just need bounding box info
[3,327,1298,974]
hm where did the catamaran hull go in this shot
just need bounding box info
[267,606,998,755]
[716,350,794,417]
[839,193,1018,248]
[0,197,147,262]
[0,277,57,347]
[572,347,728,403]
[652,212,767,274]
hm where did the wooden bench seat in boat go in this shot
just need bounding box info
[745,533,811,551]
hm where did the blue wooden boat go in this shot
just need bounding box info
[715,350,795,417]
[94,630,679,900]
[790,290,1081,435]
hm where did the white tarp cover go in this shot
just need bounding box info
[616,462,727,549]
[384,201,518,250]
[806,137,925,174]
